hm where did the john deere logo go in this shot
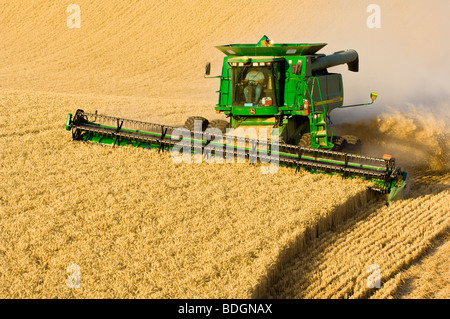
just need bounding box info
[249,108,256,115]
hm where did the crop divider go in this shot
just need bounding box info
[158,126,168,153]
[113,119,124,147]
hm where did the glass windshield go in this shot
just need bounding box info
[231,63,279,106]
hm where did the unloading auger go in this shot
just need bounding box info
[65,36,408,202]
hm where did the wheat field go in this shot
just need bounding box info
[388,231,450,299]
[264,170,449,299]
[1,1,449,298]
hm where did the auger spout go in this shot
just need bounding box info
[311,49,359,72]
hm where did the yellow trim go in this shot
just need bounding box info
[313,96,343,105]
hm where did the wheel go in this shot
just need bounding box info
[206,119,229,134]
[332,135,346,152]
[342,135,362,155]
[298,133,312,148]
[184,116,209,132]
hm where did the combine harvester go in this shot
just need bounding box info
[65,36,407,202]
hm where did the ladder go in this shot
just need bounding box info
[306,77,333,149]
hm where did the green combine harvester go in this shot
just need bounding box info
[66,36,407,202]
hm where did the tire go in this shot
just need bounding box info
[342,135,362,155]
[206,119,229,134]
[184,116,209,132]
[298,133,312,148]
[332,135,346,152]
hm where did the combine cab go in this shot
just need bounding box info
[65,36,408,202]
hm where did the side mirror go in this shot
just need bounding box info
[205,62,211,76]
[292,61,302,75]
[370,92,378,101]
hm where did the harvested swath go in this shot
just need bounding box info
[0,89,370,298]
[266,170,449,299]
[372,231,450,299]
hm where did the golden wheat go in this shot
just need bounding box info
[377,232,450,299]
[265,172,449,299]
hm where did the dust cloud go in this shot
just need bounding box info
[331,103,449,172]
